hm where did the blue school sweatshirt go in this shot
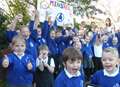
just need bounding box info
[6,53,35,85]
[25,37,38,60]
[5,30,17,43]
[47,37,58,55]
[55,36,66,56]
[55,70,84,87]
[91,70,120,87]
[41,20,51,39]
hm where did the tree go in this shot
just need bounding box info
[65,0,103,17]
[5,0,31,27]
[0,8,9,50]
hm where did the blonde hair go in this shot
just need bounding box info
[103,47,119,58]
[19,25,29,32]
[38,44,49,51]
[11,34,25,46]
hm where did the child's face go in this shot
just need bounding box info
[21,27,30,38]
[73,36,79,42]
[13,41,26,55]
[73,41,81,50]
[64,59,81,75]
[50,30,56,39]
[56,31,62,38]
[37,28,42,36]
[85,36,90,43]
[39,50,49,59]
[102,52,119,73]
[88,32,93,40]
[112,37,118,45]
[77,29,84,38]
[105,18,111,25]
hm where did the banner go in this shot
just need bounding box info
[37,0,74,26]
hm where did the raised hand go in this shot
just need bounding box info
[27,60,33,70]
[2,55,9,68]
[43,61,48,68]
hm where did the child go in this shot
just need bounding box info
[35,44,55,87]
[46,29,60,78]
[102,34,110,49]
[90,47,120,87]
[92,35,103,73]
[20,25,38,60]
[82,34,94,81]
[2,35,35,87]
[55,47,84,87]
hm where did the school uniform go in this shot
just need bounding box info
[91,68,120,87]
[72,28,78,34]
[55,69,84,87]
[35,57,55,87]
[6,30,38,60]
[82,43,94,80]
[82,43,94,69]
[102,42,110,49]
[46,37,61,77]
[64,36,73,48]
[25,37,38,60]
[47,37,58,56]
[35,36,46,47]
[28,22,47,49]
[41,20,51,39]
[55,36,66,56]
[30,29,46,47]
[55,36,67,75]
[6,20,35,43]
[90,32,97,44]
[28,20,35,33]
[5,21,38,60]
[92,43,103,73]
[115,32,120,57]
[5,52,35,87]
[5,30,17,43]
[61,28,69,36]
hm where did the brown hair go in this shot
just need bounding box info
[62,47,83,63]
[105,18,111,27]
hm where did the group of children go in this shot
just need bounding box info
[0,11,120,87]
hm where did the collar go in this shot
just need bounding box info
[64,68,81,78]
[14,52,25,60]
[103,67,119,77]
